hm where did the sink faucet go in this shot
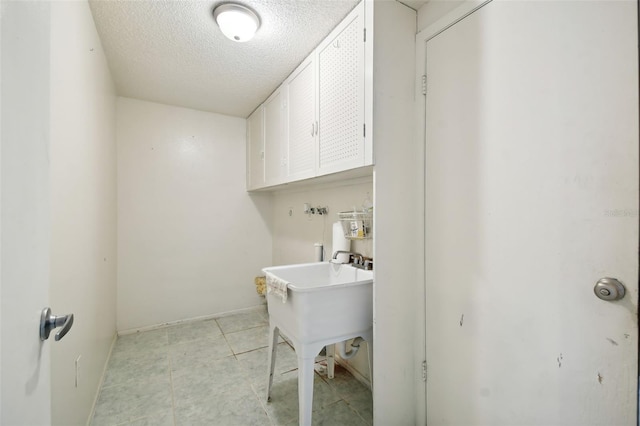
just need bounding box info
[332,251,363,264]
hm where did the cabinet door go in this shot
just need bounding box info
[317,1,365,176]
[246,106,265,190]
[286,56,317,181]
[264,87,287,185]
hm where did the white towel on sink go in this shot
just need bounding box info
[266,272,289,303]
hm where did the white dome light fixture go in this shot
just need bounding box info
[213,3,260,43]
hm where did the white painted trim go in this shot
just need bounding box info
[364,0,373,167]
[415,2,492,424]
[414,19,427,426]
[416,0,492,44]
[86,332,118,426]
[0,8,3,418]
[116,304,267,336]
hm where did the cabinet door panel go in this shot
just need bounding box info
[287,57,316,180]
[317,4,365,175]
[246,106,264,190]
[264,89,286,185]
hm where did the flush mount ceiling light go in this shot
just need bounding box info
[213,3,260,42]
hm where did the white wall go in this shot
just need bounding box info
[49,2,117,424]
[417,0,465,32]
[370,1,419,424]
[271,178,373,381]
[117,97,272,331]
[271,179,373,265]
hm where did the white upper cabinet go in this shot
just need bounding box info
[286,56,317,181]
[247,0,377,191]
[246,105,265,190]
[317,3,366,176]
[263,86,287,186]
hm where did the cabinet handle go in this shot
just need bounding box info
[311,123,315,137]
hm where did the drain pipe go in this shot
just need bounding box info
[337,337,364,360]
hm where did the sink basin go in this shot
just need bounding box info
[262,261,373,426]
[265,261,373,289]
[262,262,372,343]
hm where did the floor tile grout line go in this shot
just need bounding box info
[219,322,270,336]
[215,312,269,334]
[214,318,223,335]
[343,398,371,426]
[232,343,270,356]
[248,369,278,426]
[219,327,237,358]
[226,333,278,426]
[168,350,178,426]
[355,409,373,426]
[95,308,372,426]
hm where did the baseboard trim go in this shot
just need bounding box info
[116,303,267,336]
[336,356,372,391]
[86,331,118,426]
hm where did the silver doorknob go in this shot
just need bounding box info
[40,307,74,341]
[593,277,625,301]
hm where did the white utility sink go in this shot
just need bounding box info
[262,262,373,426]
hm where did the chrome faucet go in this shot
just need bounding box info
[332,250,363,264]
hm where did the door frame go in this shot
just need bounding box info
[414,0,640,424]
[414,3,492,423]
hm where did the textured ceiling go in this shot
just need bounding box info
[89,0,363,117]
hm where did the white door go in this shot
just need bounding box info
[424,1,638,424]
[1,2,53,424]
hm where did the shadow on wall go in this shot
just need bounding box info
[248,192,274,236]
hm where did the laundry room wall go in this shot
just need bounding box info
[49,1,118,424]
[417,0,465,31]
[116,97,272,332]
[270,179,373,266]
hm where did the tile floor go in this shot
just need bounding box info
[90,306,372,426]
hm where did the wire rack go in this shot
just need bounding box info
[338,211,373,240]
